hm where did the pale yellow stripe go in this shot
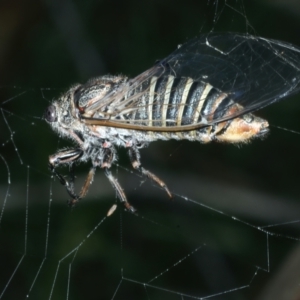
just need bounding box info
[177,78,193,126]
[162,75,175,126]
[206,93,228,122]
[193,83,213,124]
[148,76,157,127]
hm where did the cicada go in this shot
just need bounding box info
[44,33,300,212]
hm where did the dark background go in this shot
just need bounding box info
[1,0,300,299]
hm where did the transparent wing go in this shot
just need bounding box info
[83,33,300,130]
[163,33,300,120]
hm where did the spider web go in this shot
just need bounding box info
[1,0,300,299]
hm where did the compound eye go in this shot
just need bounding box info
[44,105,57,122]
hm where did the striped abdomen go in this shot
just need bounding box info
[126,75,269,143]
[128,75,230,127]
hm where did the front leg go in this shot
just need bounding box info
[49,148,84,205]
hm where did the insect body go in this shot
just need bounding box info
[45,33,300,211]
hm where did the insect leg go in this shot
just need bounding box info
[101,148,136,213]
[128,146,172,198]
[67,165,96,207]
[49,148,83,205]
[104,168,136,213]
